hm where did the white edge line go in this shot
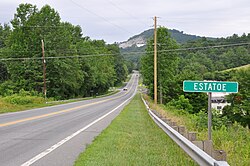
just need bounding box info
[21,81,137,166]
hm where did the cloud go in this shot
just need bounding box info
[0,0,250,43]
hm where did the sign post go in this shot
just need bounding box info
[183,80,238,140]
[208,92,212,140]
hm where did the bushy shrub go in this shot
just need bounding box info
[192,109,230,131]
[3,94,44,105]
[191,110,208,130]
[167,95,193,113]
[0,81,15,96]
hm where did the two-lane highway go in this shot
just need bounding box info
[0,73,138,166]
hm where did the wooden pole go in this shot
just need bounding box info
[154,16,157,105]
[41,39,47,101]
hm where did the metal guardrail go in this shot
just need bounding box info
[141,96,230,166]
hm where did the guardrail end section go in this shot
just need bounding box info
[214,161,230,166]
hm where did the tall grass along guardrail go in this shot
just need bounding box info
[141,95,230,166]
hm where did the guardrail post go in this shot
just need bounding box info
[162,118,172,125]
[152,110,158,117]
[162,118,168,123]
[212,150,227,161]
[204,140,213,156]
[192,141,204,150]
[178,126,186,136]
[166,119,172,125]
[171,121,177,127]
[153,111,162,118]
[172,126,178,131]
[188,132,197,141]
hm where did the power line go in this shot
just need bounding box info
[1,42,249,61]
[0,50,41,53]
[122,42,250,55]
[158,42,250,53]
[105,0,148,26]
[21,26,67,28]
[68,0,132,35]
[2,40,248,54]
[0,53,116,61]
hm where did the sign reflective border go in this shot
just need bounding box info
[183,80,238,93]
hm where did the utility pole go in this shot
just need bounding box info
[154,16,157,105]
[41,39,47,101]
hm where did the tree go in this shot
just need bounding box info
[175,66,208,113]
[76,39,118,97]
[107,43,128,85]
[224,68,250,128]
[141,27,179,103]
[6,4,84,98]
[0,62,8,83]
[0,24,11,48]
[0,24,11,83]
[0,3,128,99]
[7,4,42,92]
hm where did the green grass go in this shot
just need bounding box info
[74,94,197,166]
[0,90,119,114]
[0,97,54,114]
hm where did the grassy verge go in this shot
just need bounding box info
[144,95,250,166]
[0,96,52,114]
[74,94,197,166]
[0,90,119,114]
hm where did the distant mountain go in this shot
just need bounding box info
[119,29,153,49]
[119,28,214,49]
[119,28,215,70]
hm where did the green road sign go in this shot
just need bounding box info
[183,80,238,93]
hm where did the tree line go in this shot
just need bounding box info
[141,27,250,128]
[0,3,129,99]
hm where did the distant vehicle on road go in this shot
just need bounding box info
[123,88,128,91]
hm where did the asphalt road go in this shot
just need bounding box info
[0,73,138,166]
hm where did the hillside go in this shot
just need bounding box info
[223,64,250,72]
[119,28,213,49]
[119,28,214,69]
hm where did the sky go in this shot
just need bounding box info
[0,0,250,43]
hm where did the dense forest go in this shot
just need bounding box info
[141,27,250,127]
[0,4,129,99]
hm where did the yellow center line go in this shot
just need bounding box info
[0,90,130,127]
